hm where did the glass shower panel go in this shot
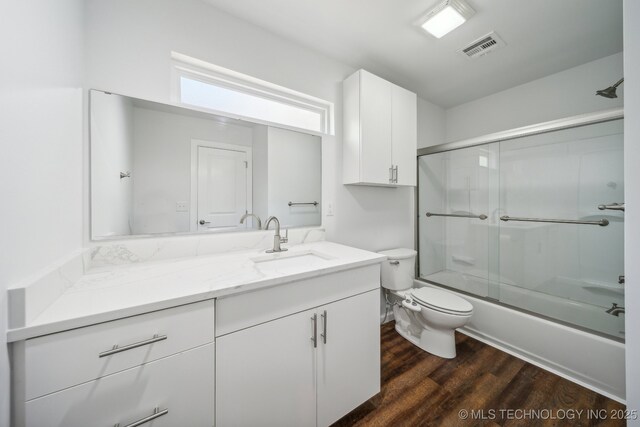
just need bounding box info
[498,119,624,338]
[418,143,499,298]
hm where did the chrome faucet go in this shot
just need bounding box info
[240,213,262,229]
[264,216,288,253]
[606,303,625,317]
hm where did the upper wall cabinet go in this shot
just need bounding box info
[343,70,417,187]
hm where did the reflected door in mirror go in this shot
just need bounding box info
[196,144,250,230]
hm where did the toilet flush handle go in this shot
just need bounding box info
[402,299,422,313]
[389,260,400,265]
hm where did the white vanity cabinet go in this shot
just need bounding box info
[215,266,381,427]
[24,344,214,427]
[12,300,215,427]
[343,69,417,187]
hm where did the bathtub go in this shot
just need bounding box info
[414,275,626,402]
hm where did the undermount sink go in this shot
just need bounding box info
[251,250,333,272]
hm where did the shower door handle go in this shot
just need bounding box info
[598,203,625,212]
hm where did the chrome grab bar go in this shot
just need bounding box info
[500,216,609,227]
[99,334,167,358]
[598,203,625,212]
[288,201,319,206]
[115,407,169,427]
[426,212,488,220]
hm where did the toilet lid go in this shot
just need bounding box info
[411,287,473,314]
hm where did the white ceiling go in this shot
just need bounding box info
[203,0,623,108]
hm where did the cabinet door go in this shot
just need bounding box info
[360,70,393,184]
[24,343,214,427]
[216,308,317,427]
[392,84,417,186]
[317,289,381,426]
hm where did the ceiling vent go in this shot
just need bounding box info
[459,31,506,59]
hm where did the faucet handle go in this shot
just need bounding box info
[281,229,288,243]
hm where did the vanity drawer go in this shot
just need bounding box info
[216,265,379,336]
[24,299,214,400]
[23,343,214,427]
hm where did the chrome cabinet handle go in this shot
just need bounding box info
[311,314,317,348]
[320,310,327,344]
[114,407,169,427]
[199,219,210,225]
[393,165,398,183]
[99,334,167,358]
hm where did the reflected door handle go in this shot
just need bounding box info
[199,220,210,225]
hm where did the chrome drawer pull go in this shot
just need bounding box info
[114,407,169,427]
[99,334,167,358]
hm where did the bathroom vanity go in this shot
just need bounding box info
[7,238,385,427]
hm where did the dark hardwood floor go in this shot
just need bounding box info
[332,322,625,427]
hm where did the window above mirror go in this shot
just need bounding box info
[172,52,334,135]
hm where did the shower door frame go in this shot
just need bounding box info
[414,107,624,341]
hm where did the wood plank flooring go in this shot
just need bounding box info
[332,322,625,427]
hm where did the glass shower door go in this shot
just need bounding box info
[497,119,624,338]
[418,143,499,298]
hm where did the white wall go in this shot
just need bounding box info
[131,106,253,234]
[84,0,443,254]
[267,127,322,228]
[0,1,84,426]
[90,92,134,236]
[624,0,640,422]
[417,97,446,149]
[445,52,624,142]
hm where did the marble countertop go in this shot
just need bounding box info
[7,241,385,342]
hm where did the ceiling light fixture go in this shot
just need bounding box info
[419,0,475,39]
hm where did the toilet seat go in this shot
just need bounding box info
[410,287,473,316]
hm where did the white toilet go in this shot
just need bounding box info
[379,248,473,359]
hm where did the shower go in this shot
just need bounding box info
[596,78,624,98]
[417,117,625,339]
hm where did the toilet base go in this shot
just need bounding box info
[396,324,456,359]
[393,295,466,359]
[394,323,457,359]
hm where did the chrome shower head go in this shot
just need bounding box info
[596,78,624,99]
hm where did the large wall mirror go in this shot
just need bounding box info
[90,90,322,240]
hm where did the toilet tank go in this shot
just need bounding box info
[378,248,417,291]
